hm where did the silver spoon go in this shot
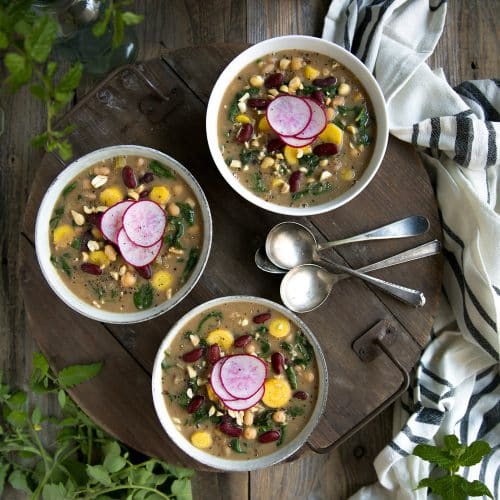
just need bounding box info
[279,242,438,312]
[266,215,430,270]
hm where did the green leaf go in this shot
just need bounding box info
[444,435,461,452]
[42,483,68,500]
[0,31,8,49]
[0,462,10,497]
[103,454,126,473]
[86,464,112,486]
[92,5,112,37]
[420,475,470,500]
[133,284,154,310]
[56,62,83,94]
[460,440,492,466]
[177,201,195,226]
[149,160,176,179]
[171,478,193,500]
[4,52,32,91]
[412,443,453,468]
[112,9,124,48]
[30,84,47,100]
[57,361,103,388]
[165,464,194,479]
[7,390,27,409]
[462,479,493,498]
[181,247,199,284]
[55,139,73,161]
[24,14,58,63]
[31,406,42,425]
[251,172,267,193]
[47,61,58,78]
[121,12,144,25]
[57,389,66,408]
[8,470,31,494]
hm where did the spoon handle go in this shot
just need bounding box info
[317,215,430,250]
[328,262,426,307]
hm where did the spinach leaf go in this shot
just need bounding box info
[285,366,297,390]
[277,424,287,446]
[296,85,318,96]
[133,283,154,310]
[149,160,176,179]
[354,105,371,145]
[286,406,304,417]
[70,237,81,250]
[164,216,185,248]
[176,201,195,226]
[50,254,72,277]
[62,181,76,197]
[291,181,333,201]
[298,153,320,177]
[191,405,210,425]
[255,325,268,335]
[90,283,105,301]
[230,438,246,454]
[251,172,267,193]
[196,311,223,333]
[259,339,270,356]
[50,206,64,228]
[181,247,199,284]
[254,410,274,433]
[240,148,260,165]
[322,84,337,97]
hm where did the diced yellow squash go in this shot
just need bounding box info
[151,270,172,291]
[262,379,292,408]
[304,65,320,80]
[340,168,356,181]
[319,123,343,145]
[88,250,110,267]
[236,114,251,124]
[258,116,272,133]
[190,431,213,449]
[114,156,127,169]
[269,317,291,338]
[284,145,312,166]
[206,329,234,351]
[149,186,170,205]
[271,178,284,189]
[53,224,74,248]
[99,187,124,207]
[206,383,218,402]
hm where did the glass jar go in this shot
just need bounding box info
[32,0,138,77]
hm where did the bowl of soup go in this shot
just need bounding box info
[151,296,328,471]
[35,145,212,323]
[206,35,388,215]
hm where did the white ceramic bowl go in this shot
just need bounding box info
[206,35,388,216]
[35,145,212,324]
[152,296,328,471]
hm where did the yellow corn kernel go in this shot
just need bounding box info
[284,145,312,166]
[304,65,320,80]
[99,187,124,207]
[340,168,356,181]
[53,224,74,248]
[190,431,213,449]
[258,116,272,133]
[88,250,110,267]
[319,123,343,145]
[262,379,292,408]
[206,329,234,351]
[271,178,284,189]
[151,270,173,291]
[269,317,291,338]
[149,186,170,205]
[235,114,251,124]
[206,383,218,402]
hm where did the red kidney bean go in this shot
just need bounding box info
[289,171,302,193]
[247,98,269,109]
[267,138,285,153]
[253,312,271,324]
[311,90,325,107]
[234,334,252,348]
[312,76,337,88]
[187,395,204,414]
[220,422,243,437]
[135,264,152,279]
[80,230,92,252]
[139,189,150,199]
[313,143,339,157]
[271,352,284,374]
[236,123,253,143]
[122,165,137,188]
[293,391,309,400]
[80,263,102,275]
[207,344,221,364]
[139,172,154,184]
[86,213,103,227]
[258,430,281,443]
[182,347,204,363]
[265,73,284,89]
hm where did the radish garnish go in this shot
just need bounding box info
[100,200,134,244]
[266,95,312,137]
[122,200,167,248]
[220,354,267,400]
[279,134,316,148]
[221,385,265,411]
[294,98,327,139]
[117,228,162,267]
[210,358,237,402]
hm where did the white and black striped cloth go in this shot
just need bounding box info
[323,1,499,498]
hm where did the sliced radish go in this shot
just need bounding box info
[222,386,265,411]
[266,95,312,137]
[122,200,167,248]
[220,354,267,400]
[117,228,162,267]
[279,134,316,148]
[99,200,134,244]
[210,358,237,402]
[294,98,327,139]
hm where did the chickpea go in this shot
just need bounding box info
[167,203,180,216]
[325,107,335,121]
[272,410,286,424]
[291,57,303,71]
[121,271,136,288]
[243,410,254,426]
[245,342,256,354]
[303,371,315,383]
[173,184,184,196]
[243,426,257,440]
[104,244,117,262]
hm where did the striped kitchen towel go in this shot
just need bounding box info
[323,1,499,498]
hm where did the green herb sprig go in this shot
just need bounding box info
[0,353,193,499]
[413,435,492,500]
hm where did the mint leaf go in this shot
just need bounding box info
[171,478,193,500]
[42,483,68,500]
[56,62,83,94]
[86,465,112,487]
[55,139,73,161]
[462,479,493,498]
[92,5,112,37]
[24,14,58,63]
[4,52,32,91]
[418,475,468,500]
[57,362,102,388]
[8,470,31,494]
[444,435,461,452]
[459,440,492,466]
[103,454,126,473]
[165,464,195,480]
[121,12,144,25]
[31,406,42,425]
[413,443,452,468]
[57,389,66,408]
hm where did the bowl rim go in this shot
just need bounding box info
[35,145,213,324]
[151,295,328,471]
[206,35,389,216]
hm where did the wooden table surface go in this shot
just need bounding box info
[1,1,498,498]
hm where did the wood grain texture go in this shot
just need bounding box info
[1,0,498,498]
